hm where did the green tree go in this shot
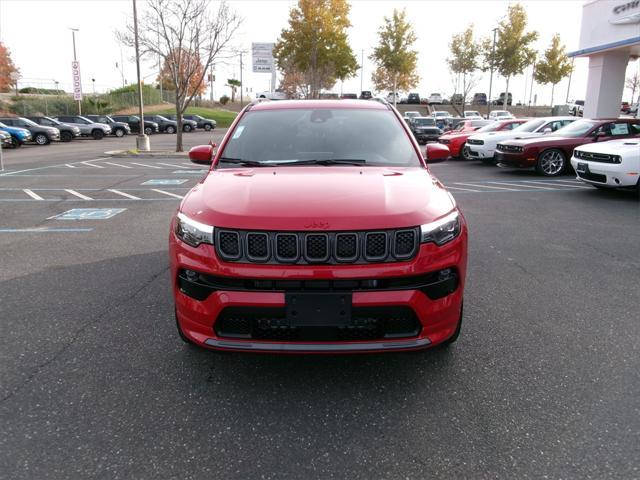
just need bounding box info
[273,0,358,99]
[370,9,419,105]
[482,3,538,108]
[448,25,480,112]
[226,78,241,103]
[534,34,573,109]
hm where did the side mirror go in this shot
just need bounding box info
[593,131,607,142]
[189,144,214,164]
[425,143,450,164]
[542,127,553,134]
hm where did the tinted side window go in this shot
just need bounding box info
[58,117,71,122]
[1,119,14,125]
[630,122,640,135]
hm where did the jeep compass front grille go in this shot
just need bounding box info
[215,228,419,265]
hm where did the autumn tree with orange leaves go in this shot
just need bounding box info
[0,42,19,93]
[158,49,208,96]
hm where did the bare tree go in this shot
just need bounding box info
[119,0,242,152]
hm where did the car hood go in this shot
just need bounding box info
[181,166,456,231]
[574,138,640,155]
[469,131,542,143]
[504,135,584,147]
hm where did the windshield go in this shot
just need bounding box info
[44,117,61,125]
[553,119,597,137]
[130,116,140,121]
[513,119,546,132]
[413,118,435,126]
[476,122,503,133]
[219,108,422,168]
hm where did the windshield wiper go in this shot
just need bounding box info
[274,159,367,166]
[218,157,266,167]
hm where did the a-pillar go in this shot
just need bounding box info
[583,51,629,119]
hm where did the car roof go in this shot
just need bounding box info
[249,99,388,111]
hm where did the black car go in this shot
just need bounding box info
[110,115,160,135]
[410,117,443,144]
[0,117,60,145]
[184,114,216,131]
[492,92,513,106]
[164,115,198,132]
[472,93,487,105]
[26,116,81,142]
[359,91,372,100]
[85,115,131,137]
[143,115,179,133]
[407,93,421,104]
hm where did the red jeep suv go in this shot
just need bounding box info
[169,100,468,353]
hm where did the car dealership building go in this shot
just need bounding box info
[569,0,640,118]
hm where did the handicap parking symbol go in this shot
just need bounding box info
[48,208,127,220]
[142,179,188,185]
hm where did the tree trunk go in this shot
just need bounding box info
[393,75,397,107]
[503,76,510,109]
[175,100,183,153]
[550,83,555,114]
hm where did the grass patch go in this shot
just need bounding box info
[157,107,237,128]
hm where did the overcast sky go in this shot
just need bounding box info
[1,0,639,104]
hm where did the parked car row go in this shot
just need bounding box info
[0,113,217,148]
[436,114,640,192]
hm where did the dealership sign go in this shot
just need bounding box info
[252,43,275,73]
[610,0,640,24]
[71,61,82,101]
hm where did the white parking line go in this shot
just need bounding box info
[65,164,77,168]
[23,189,44,200]
[523,180,590,189]
[157,162,188,168]
[488,181,554,190]
[454,182,520,191]
[103,162,133,169]
[108,189,141,200]
[446,185,481,193]
[151,189,184,199]
[64,189,94,200]
[81,161,105,169]
[131,162,163,169]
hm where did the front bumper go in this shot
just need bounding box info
[415,133,441,143]
[571,157,639,188]
[170,224,467,353]
[467,145,493,159]
[495,150,534,168]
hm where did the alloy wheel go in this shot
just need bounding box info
[539,150,565,176]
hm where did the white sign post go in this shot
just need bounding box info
[252,42,276,92]
[72,61,83,101]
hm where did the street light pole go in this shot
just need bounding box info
[487,27,498,117]
[71,28,81,115]
[360,49,364,94]
[132,0,150,151]
[240,52,243,107]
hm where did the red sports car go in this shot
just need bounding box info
[170,100,468,353]
[495,118,640,176]
[439,119,527,158]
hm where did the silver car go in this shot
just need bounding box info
[54,115,112,140]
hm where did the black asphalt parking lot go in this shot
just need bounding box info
[1,133,639,479]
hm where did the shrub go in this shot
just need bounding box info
[219,95,230,105]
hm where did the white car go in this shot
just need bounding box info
[256,91,288,100]
[488,110,514,120]
[428,93,443,105]
[571,138,640,192]
[465,116,576,163]
[464,110,483,120]
[431,111,452,121]
[386,92,401,103]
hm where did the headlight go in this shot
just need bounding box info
[175,212,214,247]
[420,211,461,246]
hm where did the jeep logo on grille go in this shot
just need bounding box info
[304,221,330,230]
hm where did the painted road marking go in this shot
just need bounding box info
[158,162,188,168]
[142,179,188,185]
[48,208,127,220]
[108,189,141,200]
[522,180,590,189]
[64,189,94,200]
[446,185,481,193]
[453,182,520,191]
[65,164,77,168]
[23,189,44,200]
[103,161,133,169]
[0,228,93,233]
[80,161,105,169]
[131,162,163,169]
[152,189,184,199]
[172,170,208,174]
[488,181,554,190]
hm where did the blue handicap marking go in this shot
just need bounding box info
[142,179,188,185]
[172,170,207,174]
[49,208,127,220]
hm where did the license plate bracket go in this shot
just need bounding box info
[285,293,352,327]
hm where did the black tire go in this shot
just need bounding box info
[183,124,192,132]
[175,310,196,346]
[92,129,104,140]
[60,131,73,142]
[204,124,212,131]
[144,126,153,135]
[10,137,21,148]
[535,149,567,177]
[114,128,125,138]
[166,125,176,134]
[440,303,463,347]
[34,133,49,145]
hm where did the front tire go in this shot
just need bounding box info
[536,149,566,177]
[114,128,125,137]
[440,303,463,347]
[204,124,212,131]
[144,126,153,135]
[34,133,49,145]
[166,125,176,134]
[10,137,22,148]
[60,131,73,142]
[183,124,192,132]
[92,129,105,140]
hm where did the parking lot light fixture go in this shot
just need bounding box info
[487,27,498,117]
